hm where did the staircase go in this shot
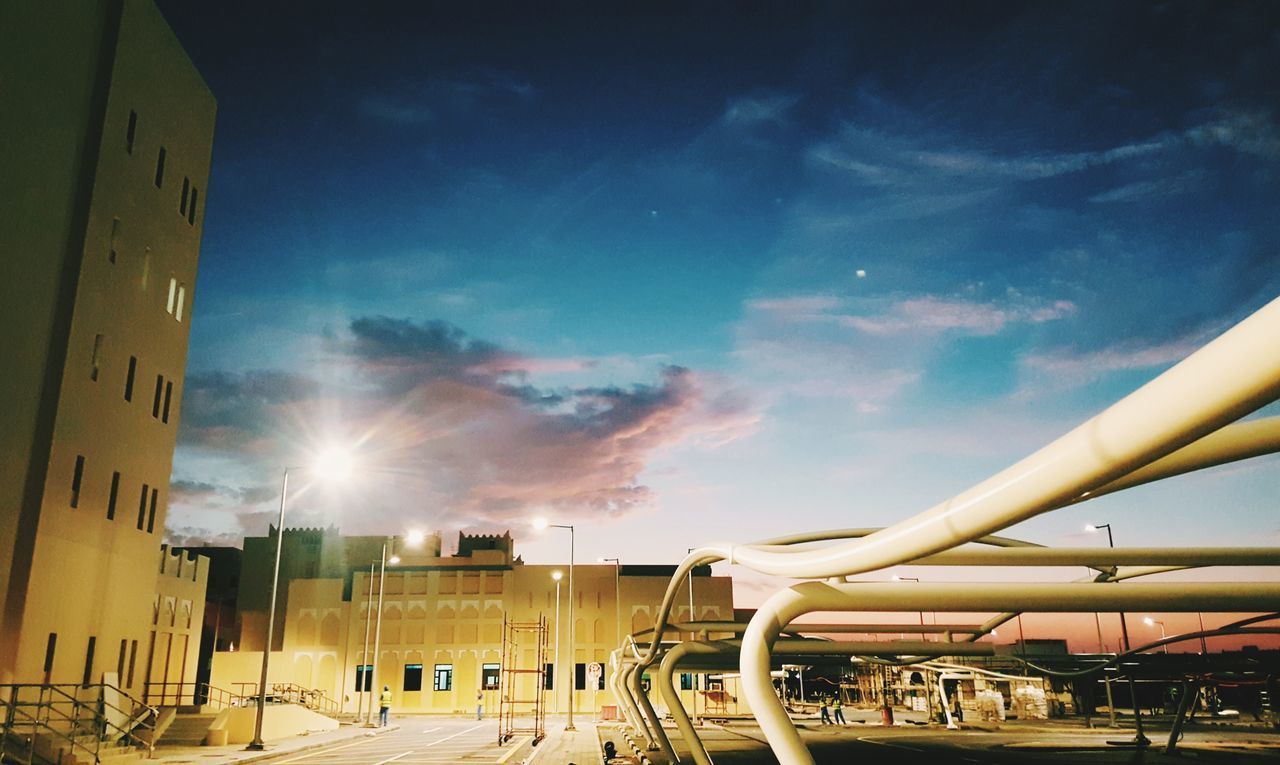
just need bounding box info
[154,713,216,747]
[0,683,155,765]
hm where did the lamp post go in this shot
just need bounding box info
[365,539,400,727]
[357,561,375,721]
[1143,617,1169,654]
[599,558,621,651]
[892,576,926,640]
[552,571,562,713]
[1087,522,1149,747]
[536,520,576,731]
[248,450,350,751]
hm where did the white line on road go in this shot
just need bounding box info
[420,726,441,735]
[496,737,529,763]
[424,722,487,747]
[371,751,413,765]
[275,737,373,764]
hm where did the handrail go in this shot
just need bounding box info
[144,680,246,710]
[1,682,157,763]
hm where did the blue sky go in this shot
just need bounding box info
[158,2,1280,634]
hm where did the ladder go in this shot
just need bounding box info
[496,615,548,747]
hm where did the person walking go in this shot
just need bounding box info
[476,690,484,720]
[819,696,832,725]
[832,694,846,724]
[379,685,392,727]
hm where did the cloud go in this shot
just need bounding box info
[720,94,801,128]
[169,317,754,541]
[1017,331,1214,395]
[749,293,1077,337]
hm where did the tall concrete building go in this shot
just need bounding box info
[0,0,215,692]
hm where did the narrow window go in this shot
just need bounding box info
[176,286,186,322]
[71,455,85,507]
[91,334,103,381]
[82,637,96,687]
[433,664,453,691]
[43,633,58,682]
[544,663,554,690]
[141,247,150,288]
[109,218,120,263]
[116,639,127,681]
[162,381,173,423]
[125,356,136,401]
[137,484,149,530]
[574,662,586,691]
[107,471,120,520]
[180,177,190,215]
[188,188,198,225]
[482,663,500,690]
[403,664,423,692]
[126,110,137,154]
[152,375,163,417]
[680,673,694,691]
[126,640,138,688]
[166,278,176,315]
[146,487,158,533]
[154,146,166,188]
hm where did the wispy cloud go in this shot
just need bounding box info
[1016,330,1216,395]
[748,293,1077,337]
[720,93,801,128]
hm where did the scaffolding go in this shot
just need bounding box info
[497,615,548,747]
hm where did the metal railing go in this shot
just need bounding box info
[142,681,246,710]
[0,682,156,765]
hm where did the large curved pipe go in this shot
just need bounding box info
[741,580,1280,765]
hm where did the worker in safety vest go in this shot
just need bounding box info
[832,695,846,724]
[379,686,392,726]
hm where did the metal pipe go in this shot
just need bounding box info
[722,296,1280,579]
[248,468,290,750]
[740,580,1280,765]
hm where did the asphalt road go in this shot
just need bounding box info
[263,719,537,765]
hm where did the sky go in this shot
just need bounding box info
[156,1,1280,647]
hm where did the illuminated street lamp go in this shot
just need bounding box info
[1087,522,1149,747]
[248,448,352,751]
[535,518,576,730]
[1143,617,1169,654]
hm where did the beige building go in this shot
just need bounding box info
[0,0,215,695]
[212,531,735,716]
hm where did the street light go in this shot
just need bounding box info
[1087,522,1149,747]
[248,448,352,751]
[536,519,576,731]
[552,571,562,713]
[598,558,621,651]
[891,576,927,640]
[364,538,400,727]
[1143,617,1169,654]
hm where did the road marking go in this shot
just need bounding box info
[856,735,926,752]
[275,737,374,764]
[496,737,529,763]
[424,722,487,747]
[420,726,442,735]
[371,751,413,765]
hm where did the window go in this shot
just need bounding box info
[152,375,163,417]
[354,664,373,691]
[82,637,96,687]
[109,218,120,263]
[403,664,423,692]
[126,640,137,688]
[125,356,136,401]
[91,334,103,381]
[126,110,137,154]
[433,664,452,691]
[106,471,119,520]
[136,484,149,530]
[43,633,57,682]
[71,455,84,507]
[180,177,190,215]
[575,663,586,691]
[116,639,127,681]
[176,285,186,321]
[680,673,695,691]
[146,487,158,533]
[154,146,166,188]
[167,278,176,314]
[188,188,198,225]
[162,381,173,423]
[482,663,500,690]
[544,663,554,690]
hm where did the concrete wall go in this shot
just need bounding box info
[0,0,215,689]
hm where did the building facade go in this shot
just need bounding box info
[211,531,735,715]
[0,0,215,693]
